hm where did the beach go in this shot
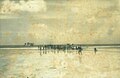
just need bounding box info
[0,48,120,78]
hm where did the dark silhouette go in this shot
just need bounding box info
[94,48,97,54]
[24,42,34,46]
[36,44,85,54]
[78,46,83,55]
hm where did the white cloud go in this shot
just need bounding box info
[0,0,47,14]
[27,23,51,41]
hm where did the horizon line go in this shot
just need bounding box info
[0,44,120,46]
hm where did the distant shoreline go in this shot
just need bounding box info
[0,44,120,48]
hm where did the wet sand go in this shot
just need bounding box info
[0,49,120,78]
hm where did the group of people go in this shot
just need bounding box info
[38,45,98,55]
[78,47,98,55]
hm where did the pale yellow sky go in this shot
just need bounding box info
[0,0,120,45]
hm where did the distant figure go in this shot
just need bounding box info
[24,43,27,46]
[38,46,40,50]
[78,47,83,55]
[94,48,97,54]
[38,46,42,56]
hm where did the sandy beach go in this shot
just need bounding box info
[0,48,120,78]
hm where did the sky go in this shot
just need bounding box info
[0,0,120,45]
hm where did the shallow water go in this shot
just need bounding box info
[0,48,120,78]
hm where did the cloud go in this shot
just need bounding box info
[0,14,20,19]
[26,23,53,43]
[0,0,120,44]
[0,0,47,14]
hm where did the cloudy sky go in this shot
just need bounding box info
[0,0,120,45]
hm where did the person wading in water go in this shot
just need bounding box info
[94,48,97,54]
[78,46,83,55]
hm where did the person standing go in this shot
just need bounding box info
[78,47,83,55]
[94,48,97,54]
